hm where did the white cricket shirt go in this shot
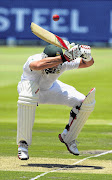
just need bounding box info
[21,53,81,90]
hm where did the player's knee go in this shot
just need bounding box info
[17,80,39,106]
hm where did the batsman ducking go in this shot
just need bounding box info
[17,23,95,160]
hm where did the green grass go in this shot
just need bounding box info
[0,171,41,180]
[0,171,112,180]
[0,122,112,159]
[0,47,112,179]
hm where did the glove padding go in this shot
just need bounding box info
[64,44,91,62]
[64,44,81,61]
[80,45,91,62]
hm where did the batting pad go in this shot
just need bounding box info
[17,104,36,146]
[64,88,96,144]
[17,80,39,146]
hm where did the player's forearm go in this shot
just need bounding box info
[79,57,94,68]
[30,56,63,70]
[85,57,94,67]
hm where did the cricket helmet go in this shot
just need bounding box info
[43,44,63,74]
[43,44,63,57]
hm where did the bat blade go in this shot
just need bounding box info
[31,22,69,50]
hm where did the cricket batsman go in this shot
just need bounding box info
[17,43,95,160]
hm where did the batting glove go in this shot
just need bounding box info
[79,45,92,61]
[64,44,81,62]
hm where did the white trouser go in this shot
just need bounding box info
[38,80,85,107]
[17,79,85,146]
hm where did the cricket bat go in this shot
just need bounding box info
[30,22,69,50]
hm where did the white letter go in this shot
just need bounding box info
[71,10,89,33]
[32,9,50,30]
[51,9,69,33]
[11,8,31,32]
[0,8,10,32]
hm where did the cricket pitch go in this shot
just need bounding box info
[0,156,112,174]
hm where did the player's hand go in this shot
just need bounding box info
[63,40,70,49]
[61,44,92,62]
[64,44,81,61]
[79,45,91,61]
[63,40,75,49]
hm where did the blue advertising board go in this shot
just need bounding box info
[0,0,112,43]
